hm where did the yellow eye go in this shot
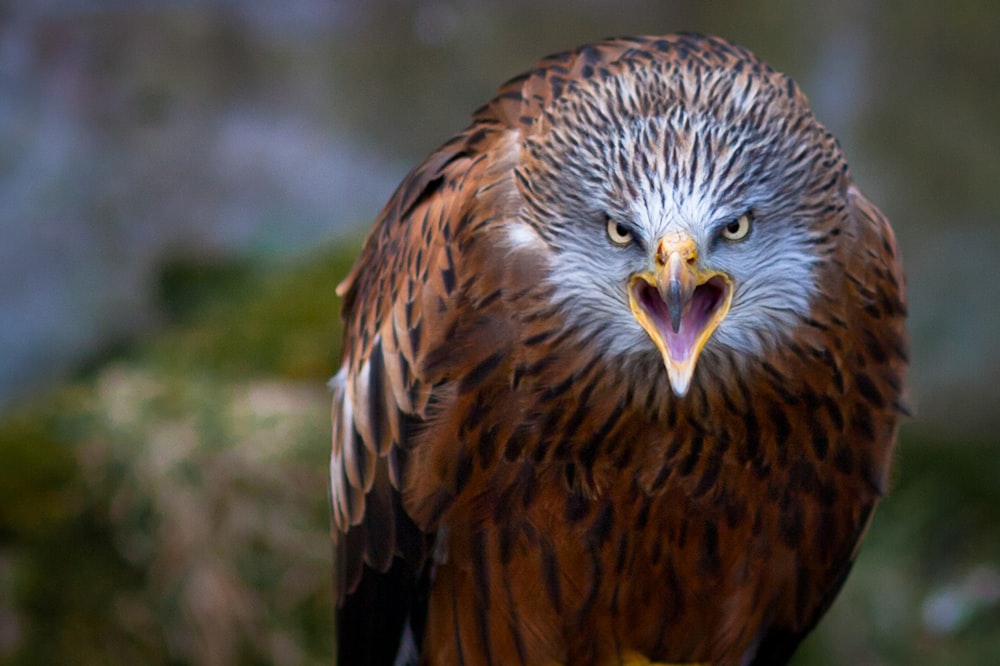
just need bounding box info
[721,213,752,241]
[606,218,633,246]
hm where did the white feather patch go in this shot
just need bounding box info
[505,221,544,250]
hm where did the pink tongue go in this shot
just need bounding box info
[664,315,701,361]
[637,280,724,361]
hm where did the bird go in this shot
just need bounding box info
[329,33,908,666]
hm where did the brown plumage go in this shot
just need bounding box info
[330,33,908,666]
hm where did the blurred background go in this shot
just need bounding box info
[1,0,997,664]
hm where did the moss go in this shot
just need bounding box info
[147,240,360,380]
[0,404,81,538]
[0,239,361,664]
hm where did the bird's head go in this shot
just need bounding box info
[510,36,845,397]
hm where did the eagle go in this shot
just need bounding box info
[329,33,908,666]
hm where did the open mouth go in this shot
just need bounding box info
[631,276,729,363]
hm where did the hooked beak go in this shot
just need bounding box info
[628,232,733,397]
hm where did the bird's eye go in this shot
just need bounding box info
[721,212,752,241]
[606,218,633,246]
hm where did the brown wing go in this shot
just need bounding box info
[751,181,909,664]
[330,37,653,665]
[329,121,514,664]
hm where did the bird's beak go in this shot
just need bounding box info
[628,232,733,397]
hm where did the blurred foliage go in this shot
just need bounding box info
[0,241,360,664]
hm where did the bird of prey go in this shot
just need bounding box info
[329,33,908,666]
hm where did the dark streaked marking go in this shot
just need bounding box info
[575,547,604,626]
[780,492,804,548]
[476,288,502,309]
[854,371,885,408]
[501,556,528,666]
[454,448,474,495]
[498,524,515,565]
[863,329,889,364]
[808,413,829,460]
[650,457,673,491]
[540,372,577,402]
[857,446,882,493]
[650,538,663,565]
[824,396,845,432]
[614,531,630,574]
[462,399,489,435]
[770,405,792,448]
[663,559,685,623]
[540,541,563,614]
[819,480,837,507]
[559,361,602,435]
[347,425,368,487]
[665,432,686,460]
[744,409,761,462]
[679,434,704,477]
[466,127,489,148]
[752,454,771,480]
[804,316,829,331]
[396,350,410,386]
[577,402,625,471]
[423,488,454,526]
[388,444,406,486]
[635,502,650,531]
[465,539,501,663]
[719,382,740,415]
[851,405,876,442]
[451,577,468,666]
[367,341,386,449]
[700,521,721,574]
[724,495,745,529]
[587,502,614,547]
[459,351,505,393]
[693,449,722,498]
[517,460,539,509]
[523,329,557,346]
[441,263,456,296]
[833,443,854,475]
[762,362,798,404]
[790,458,820,496]
[511,363,528,390]
[665,395,678,427]
[795,563,811,624]
[817,510,838,555]
[651,561,684,655]
[478,424,497,465]
[565,489,590,523]
[400,175,445,221]
[503,426,529,461]
[752,506,765,537]
[408,324,422,357]
[562,461,577,490]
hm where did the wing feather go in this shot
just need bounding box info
[330,59,527,664]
